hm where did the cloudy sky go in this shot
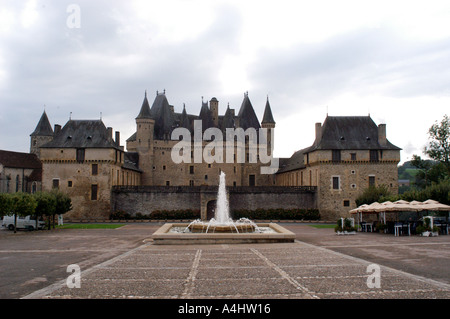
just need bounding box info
[1,0,449,164]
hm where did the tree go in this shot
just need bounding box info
[34,192,56,230]
[0,193,12,217]
[355,184,396,206]
[424,114,450,176]
[10,193,37,233]
[50,190,72,229]
[410,155,447,188]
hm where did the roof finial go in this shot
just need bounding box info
[156,90,159,96]
[145,90,147,98]
[69,112,72,120]
[100,112,102,120]
[163,88,166,94]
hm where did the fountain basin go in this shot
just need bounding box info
[188,223,255,233]
[151,223,295,245]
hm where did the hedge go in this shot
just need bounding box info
[232,208,320,220]
[110,209,201,220]
[110,208,320,221]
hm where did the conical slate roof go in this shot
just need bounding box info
[136,91,152,119]
[221,105,235,132]
[198,101,214,131]
[237,93,261,130]
[180,104,191,131]
[31,111,53,136]
[261,98,275,124]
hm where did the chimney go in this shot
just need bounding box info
[107,127,113,139]
[378,124,387,146]
[115,131,120,146]
[54,124,61,135]
[315,123,322,145]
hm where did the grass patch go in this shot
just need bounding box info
[56,224,125,229]
[309,224,337,229]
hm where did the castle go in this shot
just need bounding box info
[25,90,401,220]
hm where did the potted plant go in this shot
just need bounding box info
[376,222,387,234]
[335,218,357,235]
[417,217,439,237]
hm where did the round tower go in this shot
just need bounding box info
[30,110,54,158]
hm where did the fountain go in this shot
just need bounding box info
[186,172,257,233]
[151,172,295,244]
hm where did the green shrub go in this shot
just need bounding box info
[232,208,320,220]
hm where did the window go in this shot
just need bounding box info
[189,180,194,186]
[332,176,340,190]
[369,176,376,187]
[332,150,341,162]
[343,200,350,207]
[163,165,166,170]
[76,148,85,162]
[370,150,379,162]
[233,181,237,187]
[249,174,256,186]
[351,153,357,161]
[190,166,194,174]
[166,181,170,186]
[52,179,60,189]
[92,164,98,175]
[204,175,208,180]
[91,184,98,200]
[68,181,73,187]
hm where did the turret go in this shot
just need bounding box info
[261,97,276,155]
[30,110,54,157]
[135,91,155,152]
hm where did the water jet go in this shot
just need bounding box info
[151,172,295,244]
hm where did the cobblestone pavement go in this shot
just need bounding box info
[24,241,450,299]
[1,223,449,300]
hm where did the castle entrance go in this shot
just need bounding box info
[207,200,216,220]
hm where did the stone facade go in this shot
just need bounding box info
[28,92,402,222]
[0,150,42,194]
[126,91,277,188]
[276,116,401,220]
[34,119,141,218]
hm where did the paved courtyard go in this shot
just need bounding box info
[1,223,449,300]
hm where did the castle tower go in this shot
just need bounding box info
[209,97,219,127]
[261,96,276,156]
[30,110,54,158]
[135,91,155,152]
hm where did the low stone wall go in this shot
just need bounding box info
[111,186,317,219]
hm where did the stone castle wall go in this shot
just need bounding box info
[111,186,317,219]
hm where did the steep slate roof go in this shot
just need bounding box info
[221,105,235,132]
[198,101,214,131]
[0,150,42,169]
[151,93,175,139]
[30,111,54,136]
[313,116,401,151]
[261,98,275,124]
[277,116,401,174]
[40,120,120,149]
[136,92,152,119]
[123,152,141,172]
[237,94,261,130]
[129,92,265,142]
